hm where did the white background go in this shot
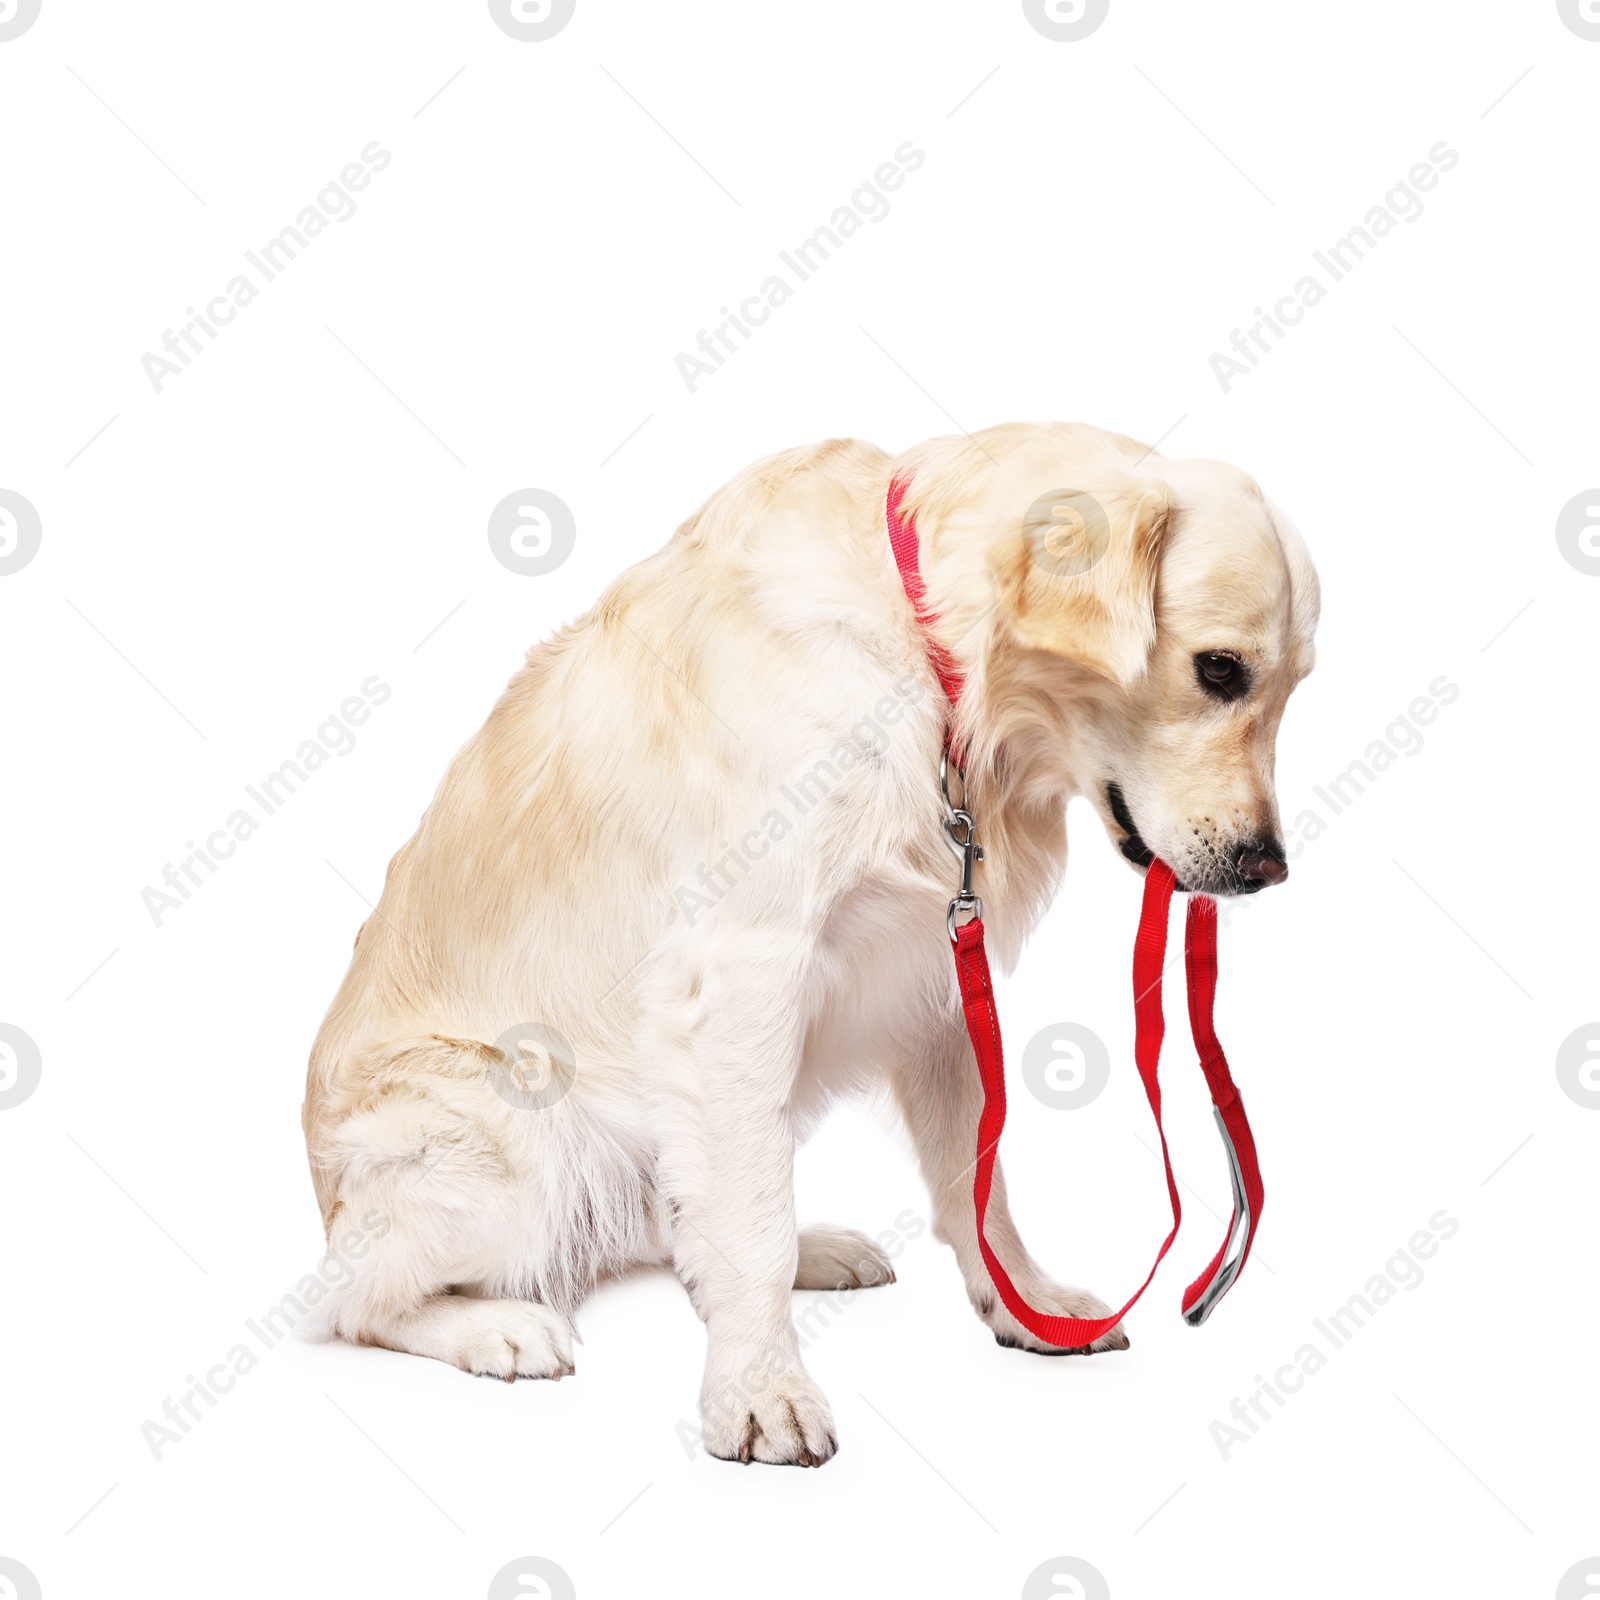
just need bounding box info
[2,2,1597,1597]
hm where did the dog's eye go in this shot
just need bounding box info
[1195,651,1248,701]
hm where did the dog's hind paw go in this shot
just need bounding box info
[383,1296,576,1381]
[794,1225,897,1290]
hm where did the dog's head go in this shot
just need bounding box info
[913,425,1319,897]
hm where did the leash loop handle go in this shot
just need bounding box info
[954,861,1263,1347]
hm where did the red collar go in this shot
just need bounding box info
[885,477,964,707]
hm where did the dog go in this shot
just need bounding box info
[300,421,1319,1466]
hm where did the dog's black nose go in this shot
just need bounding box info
[1237,848,1288,889]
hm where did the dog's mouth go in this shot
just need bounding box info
[1105,782,1191,894]
[1105,782,1154,870]
[1105,782,1288,896]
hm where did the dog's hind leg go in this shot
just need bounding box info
[304,1039,576,1381]
[889,1015,1129,1355]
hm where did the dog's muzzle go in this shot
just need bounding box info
[1106,783,1287,895]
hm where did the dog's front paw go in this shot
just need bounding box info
[979,1282,1130,1356]
[701,1356,838,1467]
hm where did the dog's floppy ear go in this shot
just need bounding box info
[1004,475,1172,688]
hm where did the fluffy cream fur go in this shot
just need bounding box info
[300,421,1319,1466]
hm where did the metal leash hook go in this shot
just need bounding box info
[941,747,984,941]
[1183,1108,1254,1326]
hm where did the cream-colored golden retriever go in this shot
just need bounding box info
[301,421,1318,1465]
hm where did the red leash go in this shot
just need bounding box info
[888,478,1263,1344]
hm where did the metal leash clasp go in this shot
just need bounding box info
[941,747,983,941]
[1183,1107,1254,1326]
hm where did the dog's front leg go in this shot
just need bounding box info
[891,1013,1130,1355]
[653,945,837,1466]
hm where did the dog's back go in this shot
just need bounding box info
[301,436,899,1220]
